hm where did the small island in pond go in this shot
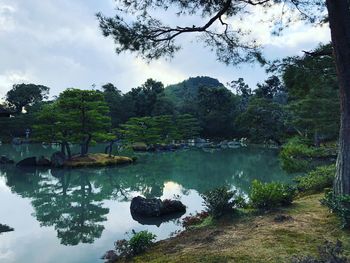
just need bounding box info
[64,153,134,168]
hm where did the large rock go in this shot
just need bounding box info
[132,142,147,152]
[16,157,37,167]
[37,156,51,167]
[0,156,14,164]
[50,152,66,168]
[130,196,186,218]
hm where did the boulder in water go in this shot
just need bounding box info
[130,196,186,218]
[16,157,37,167]
[37,156,51,167]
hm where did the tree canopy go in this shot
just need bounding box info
[5,83,50,113]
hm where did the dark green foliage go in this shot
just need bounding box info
[5,83,50,113]
[127,78,165,117]
[229,77,252,112]
[255,75,285,100]
[119,114,200,144]
[164,76,225,109]
[201,186,246,218]
[114,230,156,258]
[96,0,324,64]
[280,137,336,173]
[34,89,114,156]
[249,180,296,210]
[292,240,349,263]
[282,44,339,144]
[129,231,157,255]
[197,86,237,138]
[321,191,350,229]
[237,98,287,144]
[295,165,335,193]
[101,83,124,127]
[0,224,14,233]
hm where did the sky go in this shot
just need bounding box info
[0,0,331,99]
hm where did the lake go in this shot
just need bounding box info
[0,144,291,263]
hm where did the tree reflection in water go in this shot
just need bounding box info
[0,147,291,246]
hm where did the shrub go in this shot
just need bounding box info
[291,240,348,263]
[128,230,157,255]
[279,137,332,173]
[321,191,350,229]
[114,230,156,258]
[249,180,296,210]
[201,187,247,218]
[182,211,210,228]
[295,165,335,193]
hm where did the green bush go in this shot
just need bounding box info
[280,137,331,173]
[295,165,335,193]
[114,230,156,258]
[201,187,247,218]
[321,191,350,229]
[249,180,296,210]
[129,230,157,255]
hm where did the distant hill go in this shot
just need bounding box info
[164,76,226,108]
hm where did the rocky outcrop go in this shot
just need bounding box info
[51,152,66,168]
[16,157,37,167]
[37,156,52,167]
[130,196,186,218]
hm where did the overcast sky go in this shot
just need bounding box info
[0,0,331,99]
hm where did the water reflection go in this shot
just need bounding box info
[0,145,291,251]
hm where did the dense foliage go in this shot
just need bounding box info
[0,45,340,147]
[201,186,246,218]
[322,192,350,229]
[279,137,336,173]
[249,180,296,210]
[34,89,113,157]
[118,114,201,145]
[295,165,335,194]
[114,230,156,258]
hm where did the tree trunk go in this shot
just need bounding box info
[326,0,350,195]
[314,130,320,148]
[105,141,114,157]
[65,142,72,160]
[80,134,92,157]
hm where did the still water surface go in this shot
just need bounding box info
[0,144,291,263]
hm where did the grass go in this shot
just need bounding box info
[125,193,350,263]
[64,153,134,168]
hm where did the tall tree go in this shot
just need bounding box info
[34,89,114,157]
[97,0,350,195]
[127,79,165,117]
[101,83,123,128]
[197,86,237,138]
[280,44,339,146]
[5,83,50,113]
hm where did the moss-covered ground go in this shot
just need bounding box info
[64,153,133,168]
[123,193,350,263]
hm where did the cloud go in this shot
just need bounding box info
[0,0,331,99]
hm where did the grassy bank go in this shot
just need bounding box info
[126,193,350,263]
